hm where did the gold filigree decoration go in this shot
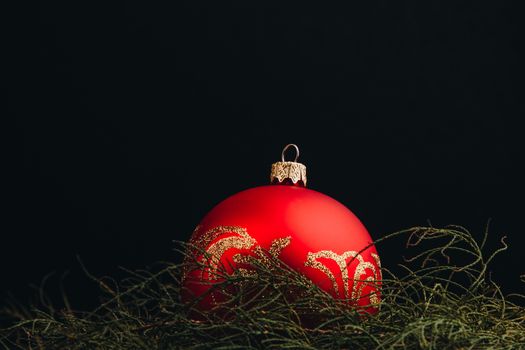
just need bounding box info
[190,225,245,256]
[188,225,291,280]
[305,251,357,299]
[305,250,381,302]
[202,226,257,280]
[269,236,292,258]
[186,224,382,305]
[232,236,291,277]
[270,161,307,186]
[351,257,377,300]
[369,253,382,305]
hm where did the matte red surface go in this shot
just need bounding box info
[182,185,380,313]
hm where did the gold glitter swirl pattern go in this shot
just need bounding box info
[237,267,257,278]
[305,252,339,296]
[189,225,245,255]
[354,276,376,305]
[371,253,382,281]
[232,252,255,265]
[189,225,292,280]
[184,226,256,280]
[369,253,382,305]
[204,227,257,279]
[232,236,291,275]
[305,250,380,302]
[369,284,380,305]
[306,251,358,299]
[269,236,292,258]
[186,224,381,306]
[350,258,376,300]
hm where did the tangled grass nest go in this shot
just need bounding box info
[1,226,524,349]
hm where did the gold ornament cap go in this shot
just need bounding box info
[270,144,307,187]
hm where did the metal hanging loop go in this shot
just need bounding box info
[281,144,300,163]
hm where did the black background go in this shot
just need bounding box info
[4,1,524,311]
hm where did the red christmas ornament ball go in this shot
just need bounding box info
[182,145,381,313]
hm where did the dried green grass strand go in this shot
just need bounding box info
[1,226,524,349]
